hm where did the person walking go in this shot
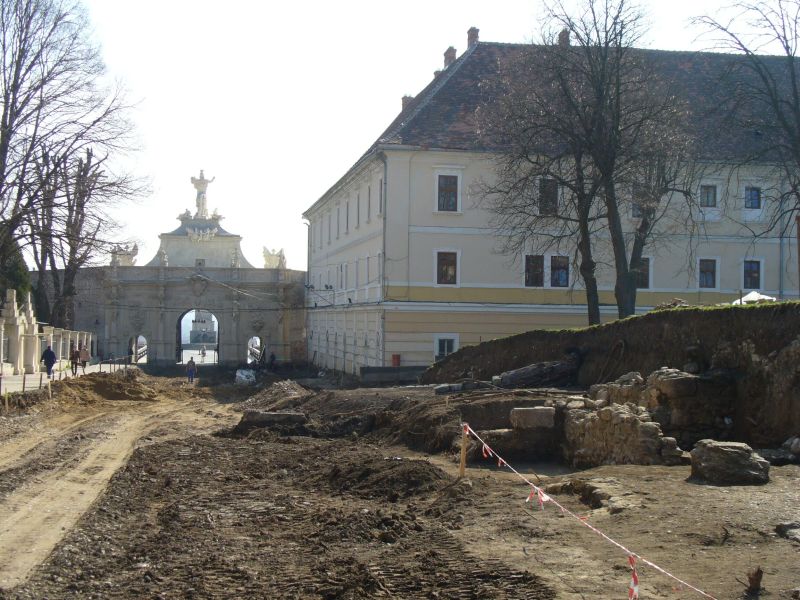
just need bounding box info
[79,345,90,374]
[186,357,197,384]
[41,346,57,379]
[70,346,80,376]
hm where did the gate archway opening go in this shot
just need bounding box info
[128,334,148,363]
[247,335,263,365]
[176,309,219,365]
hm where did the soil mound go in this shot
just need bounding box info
[325,456,450,501]
[53,370,159,403]
[235,380,313,412]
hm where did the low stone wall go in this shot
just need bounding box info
[425,303,800,446]
[562,403,681,468]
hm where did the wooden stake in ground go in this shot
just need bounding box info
[22,373,26,392]
[459,424,468,478]
[48,380,51,400]
[39,373,43,389]
[737,565,763,595]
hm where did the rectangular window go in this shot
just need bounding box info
[356,193,360,227]
[378,178,383,214]
[744,260,761,289]
[550,256,569,287]
[367,186,372,221]
[699,259,716,288]
[327,214,331,244]
[635,257,650,289]
[336,206,340,238]
[345,201,350,233]
[745,186,761,209]
[437,174,459,211]
[524,255,544,287]
[700,185,717,208]
[437,252,457,285]
[437,338,455,360]
[539,178,558,216]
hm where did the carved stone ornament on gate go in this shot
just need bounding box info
[130,306,145,331]
[251,318,265,332]
[190,274,208,297]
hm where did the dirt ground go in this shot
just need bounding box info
[0,372,797,599]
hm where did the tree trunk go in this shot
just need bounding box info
[577,207,601,325]
[603,179,636,318]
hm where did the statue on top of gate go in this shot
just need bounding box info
[190,169,215,219]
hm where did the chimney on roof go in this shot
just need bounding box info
[468,27,479,47]
[433,69,442,78]
[401,95,414,111]
[444,46,456,68]
[557,28,570,47]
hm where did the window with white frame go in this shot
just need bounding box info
[327,214,331,244]
[436,251,458,285]
[433,334,459,361]
[744,186,762,210]
[356,193,360,227]
[378,178,383,215]
[345,201,350,233]
[336,206,340,238]
[700,185,717,208]
[699,258,717,289]
[524,255,544,287]
[436,173,459,211]
[743,259,761,289]
[550,255,569,287]
[367,186,372,221]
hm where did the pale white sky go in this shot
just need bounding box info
[84,0,730,271]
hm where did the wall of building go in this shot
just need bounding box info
[304,146,800,375]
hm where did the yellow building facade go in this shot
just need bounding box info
[303,34,799,374]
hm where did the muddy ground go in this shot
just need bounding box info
[0,372,797,599]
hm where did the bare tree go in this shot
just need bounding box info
[479,0,700,320]
[696,1,800,236]
[27,146,140,327]
[0,0,134,261]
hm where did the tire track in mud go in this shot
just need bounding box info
[0,398,233,590]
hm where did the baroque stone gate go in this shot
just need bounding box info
[38,172,306,366]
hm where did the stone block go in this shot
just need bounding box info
[690,439,770,485]
[510,407,555,430]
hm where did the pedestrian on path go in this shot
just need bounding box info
[70,346,80,376]
[41,346,57,378]
[79,345,90,374]
[186,357,197,384]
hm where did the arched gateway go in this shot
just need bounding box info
[52,172,305,366]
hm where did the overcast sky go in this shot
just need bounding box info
[84,0,734,271]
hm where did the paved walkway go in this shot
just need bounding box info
[0,360,123,395]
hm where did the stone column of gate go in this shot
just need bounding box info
[1,290,20,375]
[52,329,64,371]
[23,331,40,374]
[0,317,5,376]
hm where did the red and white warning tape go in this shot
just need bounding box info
[463,423,718,599]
